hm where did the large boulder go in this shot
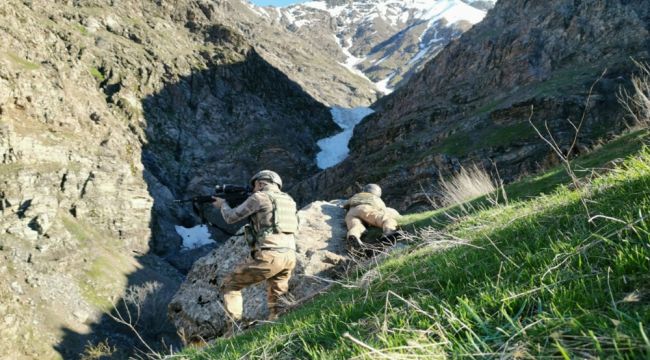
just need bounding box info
[168,200,349,340]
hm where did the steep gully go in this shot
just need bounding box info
[54,44,339,360]
[175,106,375,260]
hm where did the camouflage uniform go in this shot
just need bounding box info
[219,183,297,321]
[343,192,398,240]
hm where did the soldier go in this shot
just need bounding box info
[343,183,400,251]
[212,170,299,334]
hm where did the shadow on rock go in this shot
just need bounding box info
[54,22,335,358]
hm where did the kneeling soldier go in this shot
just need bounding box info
[212,170,299,333]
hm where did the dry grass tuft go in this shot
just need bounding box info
[81,339,116,360]
[438,165,496,208]
[618,60,650,127]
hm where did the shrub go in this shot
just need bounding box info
[80,339,116,360]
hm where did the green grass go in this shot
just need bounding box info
[437,121,537,156]
[528,66,600,98]
[400,130,650,230]
[61,214,97,243]
[362,120,540,178]
[5,51,40,70]
[74,24,89,36]
[361,65,612,181]
[507,130,649,200]
[89,67,105,82]
[473,96,508,116]
[183,133,650,359]
[62,213,136,310]
[79,255,131,311]
[470,66,600,117]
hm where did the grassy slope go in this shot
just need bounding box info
[183,130,650,359]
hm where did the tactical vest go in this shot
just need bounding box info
[265,190,299,234]
[252,190,299,250]
[348,192,385,209]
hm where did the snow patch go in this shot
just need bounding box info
[246,2,269,17]
[375,73,395,94]
[415,0,487,26]
[374,54,390,65]
[296,0,489,28]
[294,19,313,27]
[338,37,367,74]
[302,1,347,16]
[408,45,431,65]
[282,8,297,23]
[302,1,328,11]
[175,225,215,251]
[316,107,375,169]
[333,35,381,89]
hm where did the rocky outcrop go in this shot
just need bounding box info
[292,0,650,211]
[169,200,349,340]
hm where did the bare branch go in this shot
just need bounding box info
[569,69,607,158]
[107,305,159,358]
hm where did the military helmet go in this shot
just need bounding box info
[363,183,382,197]
[250,170,283,189]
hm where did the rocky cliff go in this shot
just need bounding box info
[205,0,381,107]
[268,0,497,93]
[0,0,341,358]
[292,0,650,211]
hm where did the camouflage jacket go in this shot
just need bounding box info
[220,183,296,250]
[342,192,386,211]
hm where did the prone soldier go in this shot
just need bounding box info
[343,183,400,251]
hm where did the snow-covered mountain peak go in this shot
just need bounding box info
[295,0,493,27]
[251,0,497,95]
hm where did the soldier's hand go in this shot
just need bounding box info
[212,197,226,208]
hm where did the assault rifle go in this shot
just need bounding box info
[174,184,252,235]
[173,184,252,207]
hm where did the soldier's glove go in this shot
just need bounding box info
[212,197,226,208]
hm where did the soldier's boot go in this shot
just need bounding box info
[347,235,363,249]
[346,235,365,257]
[379,230,399,245]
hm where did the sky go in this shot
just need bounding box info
[249,0,306,7]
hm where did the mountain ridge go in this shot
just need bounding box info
[261,0,496,93]
[290,0,650,211]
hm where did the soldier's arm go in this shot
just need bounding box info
[375,196,387,210]
[220,193,263,224]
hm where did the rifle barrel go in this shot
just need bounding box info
[172,186,251,206]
